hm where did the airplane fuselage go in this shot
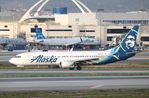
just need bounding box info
[9,49,112,68]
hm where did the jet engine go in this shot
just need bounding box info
[59,61,74,68]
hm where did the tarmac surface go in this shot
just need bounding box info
[0,70,149,91]
[0,76,149,91]
[0,70,149,74]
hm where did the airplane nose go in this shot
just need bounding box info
[9,58,15,65]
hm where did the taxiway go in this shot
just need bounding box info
[0,76,149,91]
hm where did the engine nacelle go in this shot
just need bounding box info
[59,61,74,68]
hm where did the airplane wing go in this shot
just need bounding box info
[59,57,99,69]
[75,58,99,65]
[66,57,99,65]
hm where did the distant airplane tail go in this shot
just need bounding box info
[35,28,45,40]
[99,25,140,64]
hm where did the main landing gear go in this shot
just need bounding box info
[69,65,82,70]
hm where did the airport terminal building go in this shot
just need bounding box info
[0,1,149,47]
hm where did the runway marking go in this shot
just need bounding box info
[90,84,104,89]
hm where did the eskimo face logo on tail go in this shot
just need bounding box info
[125,35,135,49]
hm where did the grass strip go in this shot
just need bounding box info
[0,89,149,98]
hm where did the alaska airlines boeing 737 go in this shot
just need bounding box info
[9,25,140,70]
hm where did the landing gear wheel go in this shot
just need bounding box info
[76,65,82,70]
[69,65,82,70]
[69,67,75,70]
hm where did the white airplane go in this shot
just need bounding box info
[34,27,99,46]
[9,25,140,70]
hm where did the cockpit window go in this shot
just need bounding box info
[15,56,21,58]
